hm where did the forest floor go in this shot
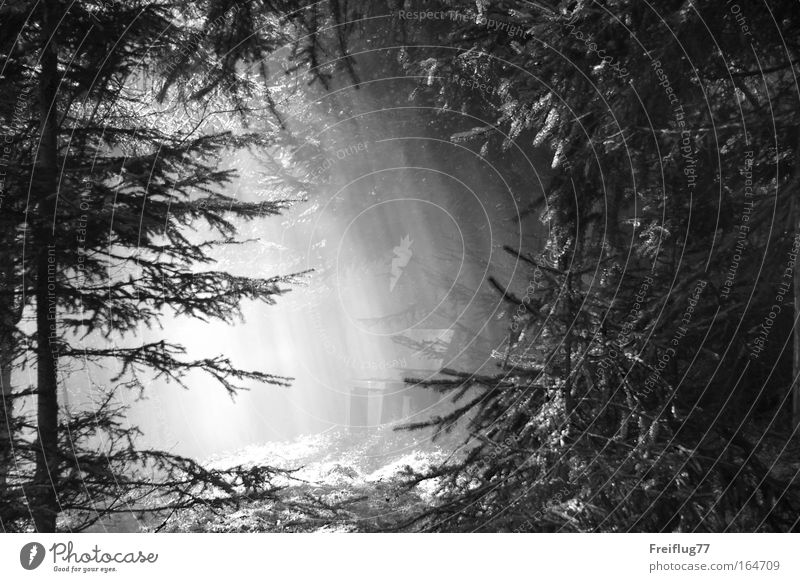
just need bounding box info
[162,425,464,532]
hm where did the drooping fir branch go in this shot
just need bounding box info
[62,341,292,397]
[8,391,303,532]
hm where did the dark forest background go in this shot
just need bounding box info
[2,0,800,533]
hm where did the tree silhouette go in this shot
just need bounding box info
[387,0,800,532]
[0,0,335,532]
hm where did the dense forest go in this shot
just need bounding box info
[2,0,800,533]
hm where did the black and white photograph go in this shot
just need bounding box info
[1,0,799,578]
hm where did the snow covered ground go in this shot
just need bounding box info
[166,425,464,532]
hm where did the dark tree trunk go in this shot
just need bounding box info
[30,2,61,533]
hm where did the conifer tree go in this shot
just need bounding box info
[388,0,800,532]
[0,0,330,532]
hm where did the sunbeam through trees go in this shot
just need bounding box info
[1,0,800,547]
